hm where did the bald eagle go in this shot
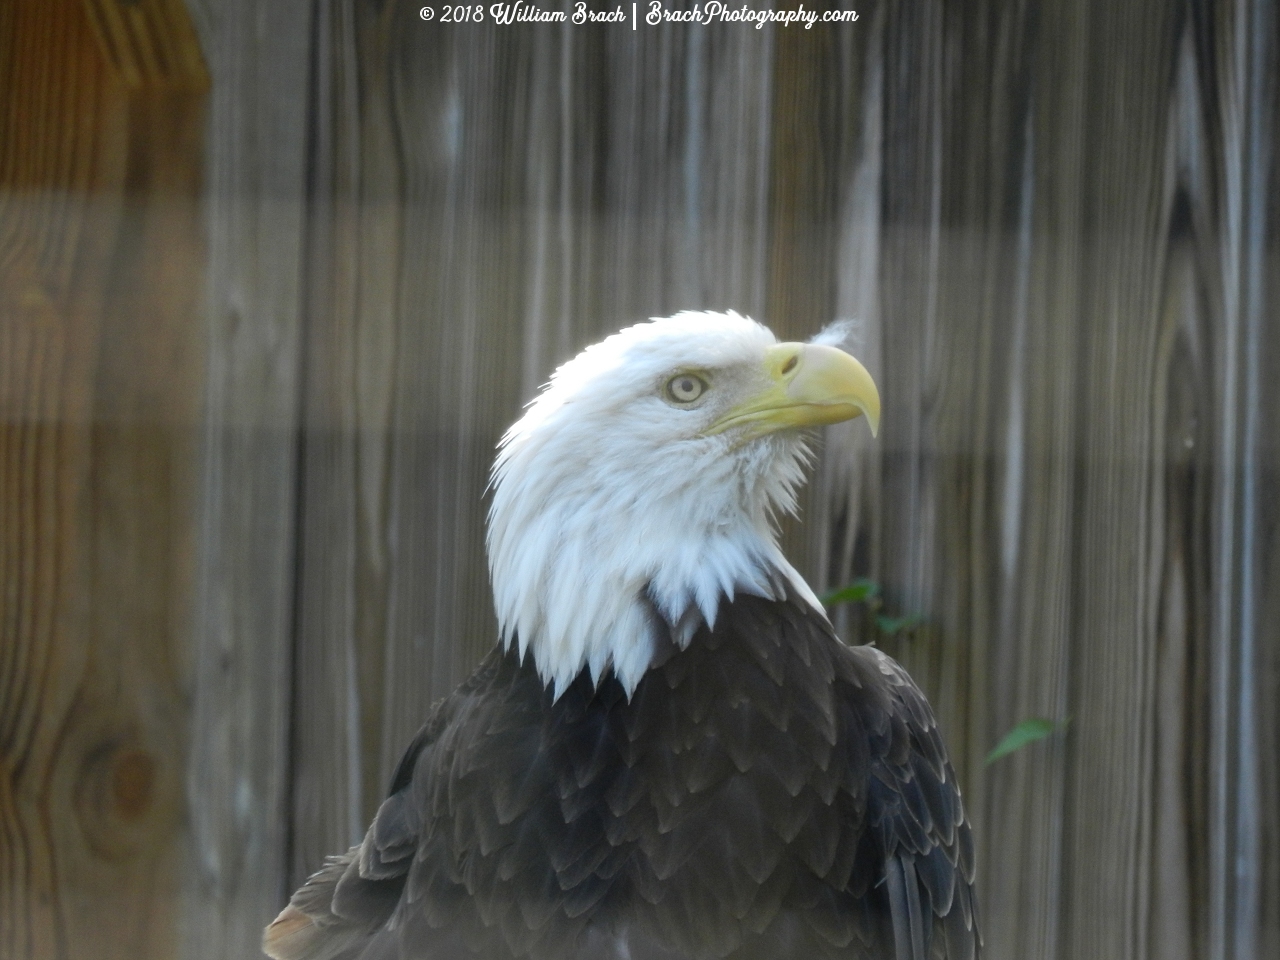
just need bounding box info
[264,311,979,960]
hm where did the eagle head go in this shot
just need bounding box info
[487,311,879,699]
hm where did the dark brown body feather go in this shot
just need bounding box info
[265,590,979,960]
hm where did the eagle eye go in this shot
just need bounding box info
[665,373,707,404]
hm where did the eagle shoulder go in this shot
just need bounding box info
[267,597,980,960]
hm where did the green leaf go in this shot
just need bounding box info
[821,578,881,607]
[874,613,922,635]
[985,716,1071,765]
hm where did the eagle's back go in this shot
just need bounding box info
[265,591,978,960]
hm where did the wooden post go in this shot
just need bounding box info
[179,0,315,956]
[0,1,205,958]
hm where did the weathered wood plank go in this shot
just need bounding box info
[0,1,205,958]
[180,0,314,958]
[287,0,405,872]
[832,3,1279,960]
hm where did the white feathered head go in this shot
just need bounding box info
[487,311,879,698]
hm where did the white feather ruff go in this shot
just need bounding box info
[487,311,827,699]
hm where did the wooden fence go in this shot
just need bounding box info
[1,1,1276,959]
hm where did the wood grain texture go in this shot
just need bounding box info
[179,1,315,959]
[828,3,1280,960]
[0,0,205,958]
[82,0,207,90]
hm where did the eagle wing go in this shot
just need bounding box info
[836,644,979,960]
[262,650,508,960]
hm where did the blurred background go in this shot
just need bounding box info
[1,0,1276,958]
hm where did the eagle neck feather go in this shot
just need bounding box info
[487,432,827,700]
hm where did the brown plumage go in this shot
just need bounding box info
[264,588,979,960]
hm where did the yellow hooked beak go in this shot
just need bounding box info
[706,342,880,440]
